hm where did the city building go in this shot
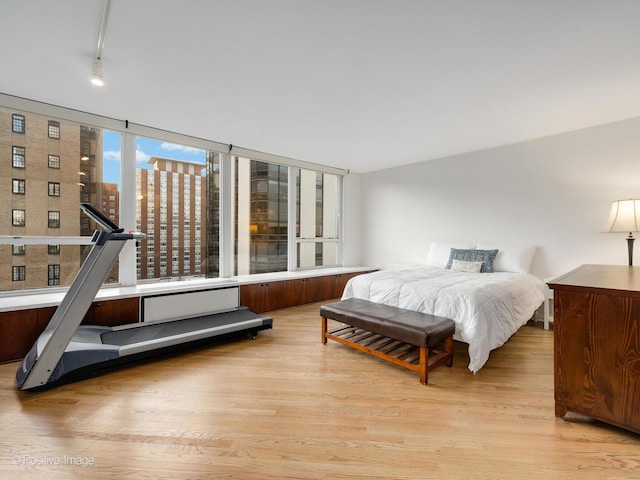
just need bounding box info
[136,157,207,281]
[0,107,101,290]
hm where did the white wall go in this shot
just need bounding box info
[359,116,640,279]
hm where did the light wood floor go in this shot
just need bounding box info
[1,301,639,480]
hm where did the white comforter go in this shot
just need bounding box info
[341,266,545,373]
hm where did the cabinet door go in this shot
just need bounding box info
[240,283,265,313]
[241,281,293,313]
[89,298,140,326]
[37,306,57,330]
[284,279,304,308]
[263,281,291,312]
[0,309,39,362]
[302,276,334,304]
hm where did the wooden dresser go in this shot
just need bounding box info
[548,264,640,433]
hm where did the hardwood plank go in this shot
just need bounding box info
[0,301,638,479]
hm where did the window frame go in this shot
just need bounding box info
[12,178,26,194]
[48,264,60,286]
[0,93,346,294]
[12,146,25,168]
[47,211,60,229]
[47,182,61,197]
[48,121,60,139]
[12,209,26,227]
[291,168,341,271]
[12,265,26,282]
[12,114,25,133]
[48,154,60,169]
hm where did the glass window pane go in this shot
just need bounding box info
[297,241,338,269]
[12,114,25,133]
[135,136,211,283]
[296,169,339,269]
[233,156,288,275]
[0,107,119,291]
[12,146,25,168]
[48,121,60,139]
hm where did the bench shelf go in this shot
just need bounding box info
[322,318,453,384]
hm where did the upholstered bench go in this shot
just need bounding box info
[320,298,455,384]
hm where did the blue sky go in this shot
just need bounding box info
[102,130,206,186]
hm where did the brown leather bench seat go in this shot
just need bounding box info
[320,298,455,384]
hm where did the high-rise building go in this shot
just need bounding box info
[205,152,220,277]
[100,182,119,226]
[100,182,120,284]
[0,107,101,290]
[136,157,207,281]
[233,159,289,275]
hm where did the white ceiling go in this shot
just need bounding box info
[2,0,640,173]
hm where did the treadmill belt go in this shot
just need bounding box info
[101,309,266,346]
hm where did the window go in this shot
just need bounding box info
[12,179,25,194]
[233,157,288,275]
[12,266,26,282]
[0,102,343,293]
[48,121,60,139]
[296,169,339,269]
[48,264,60,286]
[12,245,26,256]
[48,182,60,197]
[48,211,60,228]
[48,154,60,169]
[12,114,25,133]
[12,146,25,168]
[12,209,25,226]
[135,136,208,282]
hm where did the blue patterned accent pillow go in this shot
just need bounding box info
[445,248,499,273]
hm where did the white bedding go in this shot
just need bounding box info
[341,266,545,373]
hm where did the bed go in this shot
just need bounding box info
[341,242,546,373]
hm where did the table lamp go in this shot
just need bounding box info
[606,199,640,266]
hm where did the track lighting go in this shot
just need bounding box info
[91,60,104,87]
[90,0,111,87]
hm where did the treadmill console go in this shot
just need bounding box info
[80,203,124,233]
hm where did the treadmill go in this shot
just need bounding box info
[16,203,272,391]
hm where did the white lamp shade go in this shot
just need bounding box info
[606,199,640,233]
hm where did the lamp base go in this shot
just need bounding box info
[627,236,635,266]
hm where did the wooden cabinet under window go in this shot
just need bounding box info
[240,271,374,314]
[0,307,55,364]
[81,297,140,327]
[0,298,139,364]
[240,281,291,314]
[548,264,640,434]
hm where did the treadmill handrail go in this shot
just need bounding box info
[80,203,124,233]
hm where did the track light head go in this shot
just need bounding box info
[91,59,104,87]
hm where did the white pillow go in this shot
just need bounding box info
[426,241,476,268]
[450,259,482,273]
[476,243,536,273]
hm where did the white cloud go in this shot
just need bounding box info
[160,142,203,154]
[136,149,151,163]
[103,150,121,161]
[104,148,150,164]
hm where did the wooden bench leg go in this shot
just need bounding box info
[321,316,328,344]
[445,335,454,367]
[419,346,428,385]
